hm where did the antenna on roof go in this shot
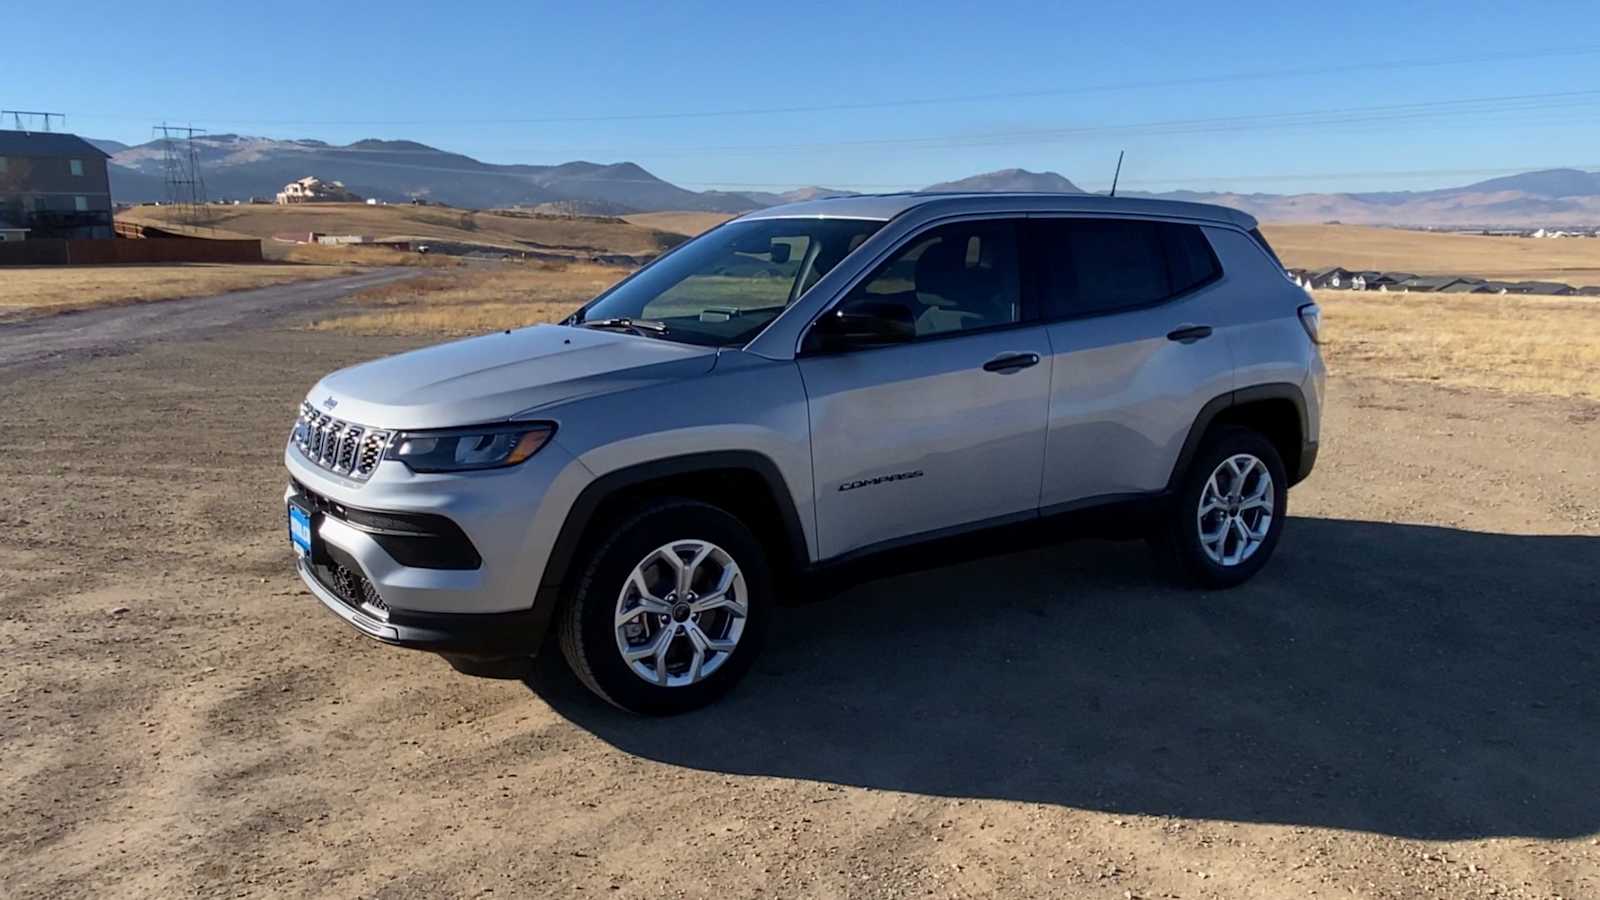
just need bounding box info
[1109,150,1125,197]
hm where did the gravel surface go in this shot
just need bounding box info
[0,268,413,371]
[1,322,1596,899]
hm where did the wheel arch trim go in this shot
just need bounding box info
[1168,382,1313,492]
[538,450,810,596]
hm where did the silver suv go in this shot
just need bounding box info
[286,193,1325,714]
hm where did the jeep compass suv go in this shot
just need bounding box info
[285,193,1324,714]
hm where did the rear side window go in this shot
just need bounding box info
[1035,218,1221,319]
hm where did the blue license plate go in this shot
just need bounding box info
[288,504,313,557]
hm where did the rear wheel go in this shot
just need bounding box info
[558,499,770,714]
[1152,427,1288,589]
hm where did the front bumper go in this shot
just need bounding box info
[283,432,593,658]
[296,556,555,655]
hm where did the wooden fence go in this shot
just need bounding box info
[0,238,263,266]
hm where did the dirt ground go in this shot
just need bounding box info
[2,314,1597,899]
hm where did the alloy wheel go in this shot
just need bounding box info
[1197,453,1274,567]
[613,539,748,687]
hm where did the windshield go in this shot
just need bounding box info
[573,217,884,346]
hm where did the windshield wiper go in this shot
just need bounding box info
[579,317,670,336]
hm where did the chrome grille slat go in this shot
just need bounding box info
[293,401,389,483]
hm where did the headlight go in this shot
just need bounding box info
[383,423,555,473]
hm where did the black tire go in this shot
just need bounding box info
[1151,426,1289,589]
[558,499,771,715]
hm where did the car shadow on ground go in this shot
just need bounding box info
[529,516,1600,841]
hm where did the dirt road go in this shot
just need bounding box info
[0,268,413,371]
[1,317,1596,899]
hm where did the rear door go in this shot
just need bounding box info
[798,218,1053,559]
[1032,217,1236,508]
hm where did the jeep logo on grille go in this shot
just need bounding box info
[322,396,338,410]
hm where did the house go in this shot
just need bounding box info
[1474,282,1513,294]
[1306,266,1350,289]
[1505,281,1575,296]
[276,176,362,204]
[0,130,115,239]
[1395,275,1465,293]
[1575,285,1600,296]
[1437,279,1486,293]
[1367,272,1416,292]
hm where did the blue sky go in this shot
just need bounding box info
[5,1,1600,193]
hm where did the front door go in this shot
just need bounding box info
[798,219,1052,559]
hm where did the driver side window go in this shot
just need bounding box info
[840,220,1021,339]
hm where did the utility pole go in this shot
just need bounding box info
[154,123,210,229]
[1,110,64,132]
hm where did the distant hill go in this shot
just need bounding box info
[924,168,1084,193]
[104,134,761,213]
[94,130,1600,225]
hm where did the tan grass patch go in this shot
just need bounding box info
[0,263,358,323]
[1265,224,1600,287]
[311,261,627,335]
[1317,288,1600,400]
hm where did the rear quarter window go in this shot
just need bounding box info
[1035,218,1222,319]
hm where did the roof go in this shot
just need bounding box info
[0,130,110,159]
[736,192,1259,230]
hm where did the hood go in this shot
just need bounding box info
[309,324,717,429]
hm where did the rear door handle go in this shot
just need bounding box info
[982,352,1041,373]
[1167,324,1213,344]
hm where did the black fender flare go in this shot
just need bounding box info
[537,450,810,598]
[1166,382,1312,491]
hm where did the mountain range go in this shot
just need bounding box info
[97,134,1600,226]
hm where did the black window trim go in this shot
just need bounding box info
[1023,213,1228,326]
[797,214,1043,357]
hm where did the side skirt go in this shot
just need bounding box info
[795,492,1166,600]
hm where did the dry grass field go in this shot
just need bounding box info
[622,210,736,236]
[1317,288,1600,400]
[0,263,358,323]
[1264,223,1600,286]
[310,261,627,335]
[121,204,686,259]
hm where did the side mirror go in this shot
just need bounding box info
[808,301,916,352]
[769,241,791,264]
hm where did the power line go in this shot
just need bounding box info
[149,88,1600,167]
[64,44,1600,128]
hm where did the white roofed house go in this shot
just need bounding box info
[276,176,363,204]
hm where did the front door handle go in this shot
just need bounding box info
[982,351,1041,373]
[1167,324,1213,344]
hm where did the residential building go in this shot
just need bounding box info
[276,176,362,204]
[0,130,114,239]
[1367,272,1416,292]
[1505,281,1576,295]
[1306,266,1350,289]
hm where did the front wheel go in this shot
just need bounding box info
[1152,427,1289,589]
[558,499,771,714]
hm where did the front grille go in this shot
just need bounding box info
[292,401,390,482]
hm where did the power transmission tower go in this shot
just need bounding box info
[1,110,64,132]
[154,123,210,229]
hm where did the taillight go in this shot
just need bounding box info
[1297,303,1322,344]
